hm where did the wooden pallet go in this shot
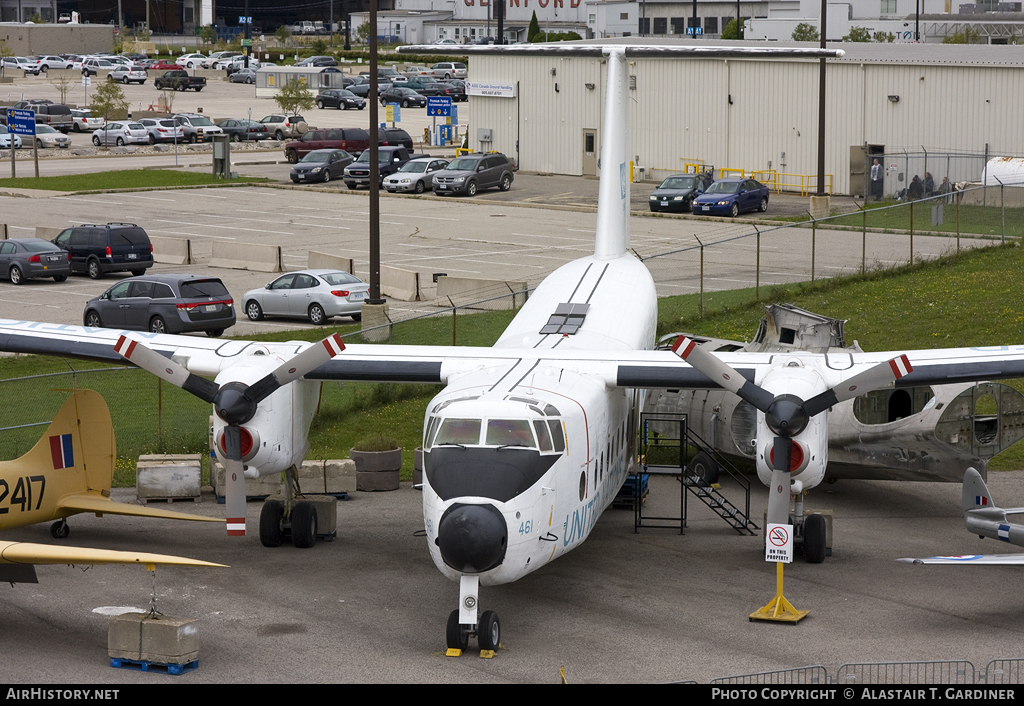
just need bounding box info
[109,657,198,675]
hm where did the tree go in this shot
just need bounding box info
[721,18,745,40]
[274,79,316,115]
[50,71,73,104]
[275,25,292,46]
[942,26,980,44]
[791,23,819,42]
[843,26,873,42]
[89,81,129,123]
[356,22,371,44]
[528,12,540,43]
[199,24,216,47]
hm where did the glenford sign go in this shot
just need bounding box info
[465,0,582,5]
[466,82,516,98]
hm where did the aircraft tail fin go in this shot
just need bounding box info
[593,49,630,261]
[963,467,995,514]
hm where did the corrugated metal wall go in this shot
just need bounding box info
[469,53,1023,194]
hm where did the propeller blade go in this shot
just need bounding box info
[803,354,913,417]
[220,425,247,537]
[671,336,775,412]
[766,437,793,526]
[245,333,346,405]
[114,335,219,404]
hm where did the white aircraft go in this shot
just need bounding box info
[899,468,1024,566]
[6,43,1024,650]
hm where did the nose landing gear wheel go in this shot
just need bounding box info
[478,610,500,651]
[259,499,285,547]
[446,610,469,651]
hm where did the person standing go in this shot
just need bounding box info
[870,158,884,201]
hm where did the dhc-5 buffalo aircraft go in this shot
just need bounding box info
[6,43,1024,650]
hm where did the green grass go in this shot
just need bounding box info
[6,240,1024,484]
[0,169,270,192]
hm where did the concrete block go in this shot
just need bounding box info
[413,448,423,487]
[809,195,831,220]
[139,615,200,664]
[381,264,420,301]
[308,251,353,273]
[436,276,528,310]
[325,459,356,494]
[298,459,325,494]
[35,226,63,242]
[151,235,192,265]
[108,612,146,661]
[360,301,391,342]
[209,241,282,272]
[136,458,202,502]
[212,459,283,498]
[304,494,338,536]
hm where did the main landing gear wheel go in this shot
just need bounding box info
[259,499,285,547]
[291,501,318,548]
[689,451,720,485]
[446,610,469,650]
[803,513,827,564]
[50,519,69,539]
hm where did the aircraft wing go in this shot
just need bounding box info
[57,492,224,524]
[897,554,1024,566]
[0,539,227,569]
[4,319,1024,390]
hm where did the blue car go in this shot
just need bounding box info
[691,178,769,217]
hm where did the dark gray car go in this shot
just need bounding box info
[0,238,71,284]
[648,173,705,213]
[433,153,514,196]
[83,274,235,337]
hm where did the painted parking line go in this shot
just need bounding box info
[151,218,294,235]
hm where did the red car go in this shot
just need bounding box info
[147,60,184,71]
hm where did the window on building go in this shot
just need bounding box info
[590,14,596,23]
[880,0,897,12]
[620,12,629,20]
[653,17,667,34]
[705,16,719,34]
[638,17,650,34]
[688,17,701,28]
[722,16,734,31]
[671,17,686,34]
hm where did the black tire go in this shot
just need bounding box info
[246,300,263,321]
[205,328,224,338]
[84,310,102,327]
[122,76,129,84]
[689,452,720,485]
[87,259,103,279]
[188,134,197,144]
[148,133,157,145]
[53,275,67,282]
[286,149,298,164]
[259,499,285,547]
[92,135,101,146]
[322,169,331,183]
[350,313,361,322]
[36,139,44,149]
[402,99,410,108]
[275,130,284,141]
[131,269,146,277]
[729,202,739,218]
[9,266,23,285]
[308,303,326,325]
[230,133,239,142]
[499,174,512,192]
[317,101,325,109]
[446,609,469,650]
[73,123,81,133]
[466,181,478,197]
[414,180,425,194]
[194,86,203,92]
[246,77,253,84]
[759,196,769,212]
[50,520,69,539]
[149,316,167,334]
[803,514,827,564]
[478,610,500,651]
[291,501,318,548]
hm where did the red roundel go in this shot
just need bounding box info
[769,442,805,472]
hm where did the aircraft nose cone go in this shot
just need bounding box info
[437,503,507,573]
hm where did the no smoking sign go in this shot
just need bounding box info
[766,523,794,563]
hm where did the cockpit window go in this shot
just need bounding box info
[533,420,553,452]
[434,418,481,445]
[548,420,566,452]
[485,419,535,447]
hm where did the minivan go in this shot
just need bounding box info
[52,223,154,279]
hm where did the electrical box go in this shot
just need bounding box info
[477,128,492,143]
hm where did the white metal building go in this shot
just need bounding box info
[465,38,1024,195]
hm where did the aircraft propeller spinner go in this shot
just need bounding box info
[671,336,912,525]
[114,333,346,536]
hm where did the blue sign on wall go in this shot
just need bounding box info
[427,97,452,117]
[6,109,35,136]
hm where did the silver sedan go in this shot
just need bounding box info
[383,157,450,194]
[242,270,370,324]
[92,121,150,146]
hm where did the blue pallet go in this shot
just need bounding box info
[110,657,199,675]
[618,473,649,496]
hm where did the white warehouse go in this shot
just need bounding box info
[462,38,1024,195]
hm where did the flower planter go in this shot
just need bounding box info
[350,447,402,491]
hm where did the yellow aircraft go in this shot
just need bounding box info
[0,388,225,582]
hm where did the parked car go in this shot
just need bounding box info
[32,55,73,71]
[403,76,456,98]
[344,146,414,189]
[92,121,150,146]
[51,222,154,279]
[216,119,270,142]
[316,89,365,111]
[70,109,103,132]
[26,103,74,133]
[283,127,370,163]
[229,67,257,84]
[433,152,514,196]
[223,57,261,75]
[84,275,235,336]
[108,66,147,84]
[648,173,706,213]
[33,125,71,149]
[378,127,413,149]
[383,157,449,194]
[0,238,71,284]
[402,65,432,78]
[172,113,224,143]
[377,67,406,84]
[295,56,338,67]
[434,38,458,45]
[243,270,369,324]
[429,62,468,80]
[290,149,354,184]
[346,80,391,99]
[259,114,306,141]
[690,178,770,217]
[176,53,210,69]
[379,87,427,108]
[0,125,22,150]
[2,57,38,74]
[147,60,184,71]
[154,70,206,91]
[138,117,185,144]
[81,58,115,76]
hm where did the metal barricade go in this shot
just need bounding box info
[835,660,975,684]
[711,666,830,684]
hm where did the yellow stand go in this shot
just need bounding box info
[749,561,809,623]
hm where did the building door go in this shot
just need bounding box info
[582,129,598,176]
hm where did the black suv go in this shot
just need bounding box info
[52,223,154,279]
[433,153,514,196]
[343,146,414,189]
